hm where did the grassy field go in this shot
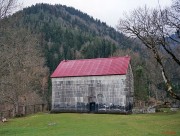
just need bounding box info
[0,111,180,136]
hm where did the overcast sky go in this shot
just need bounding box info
[18,0,172,28]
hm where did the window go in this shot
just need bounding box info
[97,94,103,103]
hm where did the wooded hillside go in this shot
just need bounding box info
[0,3,179,115]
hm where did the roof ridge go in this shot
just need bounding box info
[62,56,130,62]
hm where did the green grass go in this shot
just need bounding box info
[0,111,180,136]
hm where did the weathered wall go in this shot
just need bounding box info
[52,67,133,113]
[125,64,134,107]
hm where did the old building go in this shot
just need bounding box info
[51,56,134,113]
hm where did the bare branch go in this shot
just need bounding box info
[0,0,18,19]
[117,2,180,100]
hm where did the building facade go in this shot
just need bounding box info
[51,57,134,113]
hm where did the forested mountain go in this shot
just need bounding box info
[1,3,143,111]
[1,3,178,114]
[16,3,142,72]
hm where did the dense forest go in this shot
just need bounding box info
[19,4,144,72]
[0,3,179,115]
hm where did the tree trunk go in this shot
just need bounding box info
[152,48,180,100]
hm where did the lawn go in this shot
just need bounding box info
[0,111,180,136]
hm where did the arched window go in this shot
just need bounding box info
[97,94,103,103]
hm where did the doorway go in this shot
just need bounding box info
[89,102,96,112]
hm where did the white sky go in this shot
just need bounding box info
[18,0,172,28]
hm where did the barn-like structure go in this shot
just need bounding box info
[51,56,134,113]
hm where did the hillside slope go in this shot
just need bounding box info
[15,3,141,72]
[0,3,149,110]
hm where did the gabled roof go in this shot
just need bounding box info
[51,56,130,78]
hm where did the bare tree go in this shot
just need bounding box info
[117,2,180,100]
[0,0,18,19]
[0,28,49,115]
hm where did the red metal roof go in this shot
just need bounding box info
[51,56,130,78]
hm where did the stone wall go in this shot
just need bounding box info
[52,71,134,113]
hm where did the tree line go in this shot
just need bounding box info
[0,0,179,117]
